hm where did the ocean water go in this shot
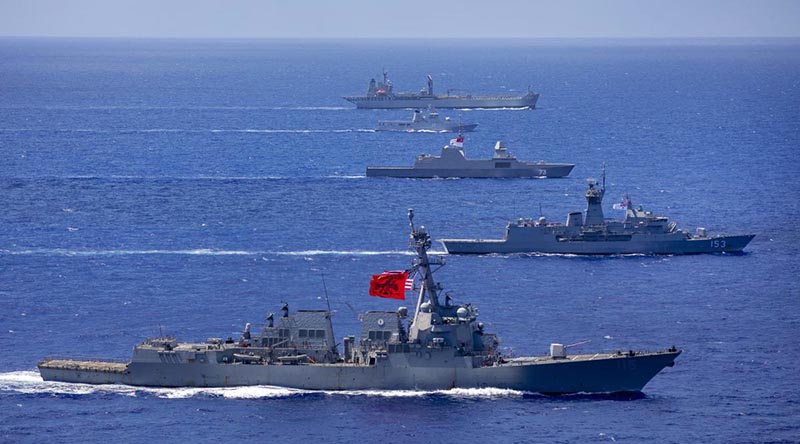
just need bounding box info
[0,38,798,443]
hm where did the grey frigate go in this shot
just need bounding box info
[366,137,574,178]
[441,168,755,255]
[376,109,478,133]
[38,210,680,393]
[345,70,539,109]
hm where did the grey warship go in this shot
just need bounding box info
[376,109,477,133]
[366,137,574,178]
[38,210,680,393]
[345,70,539,109]
[441,168,755,255]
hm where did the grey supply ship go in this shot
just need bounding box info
[38,210,680,393]
[376,109,477,133]
[345,70,539,109]
[441,168,755,255]
[366,137,574,178]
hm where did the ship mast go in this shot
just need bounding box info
[407,209,442,311]
[584,165,606,227]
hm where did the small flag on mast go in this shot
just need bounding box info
[404,276,414,290]
[612,200,628,211]
[449,136,464,148]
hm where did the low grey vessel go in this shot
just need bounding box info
[376,109,477,133]
[345,70,539,109]
[39,210,680,393]
[366,137,574,178]
[441,168,755,255]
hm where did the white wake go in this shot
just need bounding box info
[0,248,448,257]
[0,371,525,400]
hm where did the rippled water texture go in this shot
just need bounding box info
[1,38,798,443]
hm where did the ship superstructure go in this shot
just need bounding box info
[345,70,539,109]
[366,137,574,178]
[376,108,477,133]
[441,167,755,254]
[39,210,679,393]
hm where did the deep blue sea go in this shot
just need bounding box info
[0,38,798,443]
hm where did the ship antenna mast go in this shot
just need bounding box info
[407,209,441,309]
[320,271,332,313]
[602,162,606,191]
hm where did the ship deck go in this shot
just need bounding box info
[39,359,129,374]
[503,350,677,366]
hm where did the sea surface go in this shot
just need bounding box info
[0,38,798,443]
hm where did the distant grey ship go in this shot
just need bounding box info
[376,109,477,133]
[366,137,574,178]
[441,168,755,255]
[345,70,539,109]
[38,210,680,393]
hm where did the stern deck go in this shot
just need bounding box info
[39,359,129,374]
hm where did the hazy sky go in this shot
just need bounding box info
[1,0,798,39]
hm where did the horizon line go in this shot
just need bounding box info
[2,35,799,41]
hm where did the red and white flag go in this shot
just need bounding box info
[404,276,414,290]
[450,136,464,148]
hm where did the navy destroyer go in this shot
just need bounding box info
[38,210,680,393]
[376,109,477,133]
[345,70,539,109]
[366,137,574,178]
[441,168,755,255]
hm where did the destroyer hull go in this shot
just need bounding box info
[345,95,539,110]
[366,164,574,179]
[441,234,755,255]
[38,350,678,393]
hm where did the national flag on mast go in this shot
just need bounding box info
[404,275,414,290]
[612,200,628,211]
[449,136,464,148]
[369,271,408,300]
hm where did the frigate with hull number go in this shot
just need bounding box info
[39,210,679,393]
[441,168,755,255]
[345,70,539,109]
[366,137,574,178]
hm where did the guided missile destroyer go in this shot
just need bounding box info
[38,210,679,393]
[345,70,539,109]
[366,137,574,178]
[441,169,755,255]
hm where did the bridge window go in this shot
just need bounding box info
[495,162,511,168]
[368,331,392,341]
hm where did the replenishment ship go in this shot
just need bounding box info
[345,70,539,109]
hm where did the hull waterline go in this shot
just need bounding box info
[441,234,756,255]
[39,350,679,393]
